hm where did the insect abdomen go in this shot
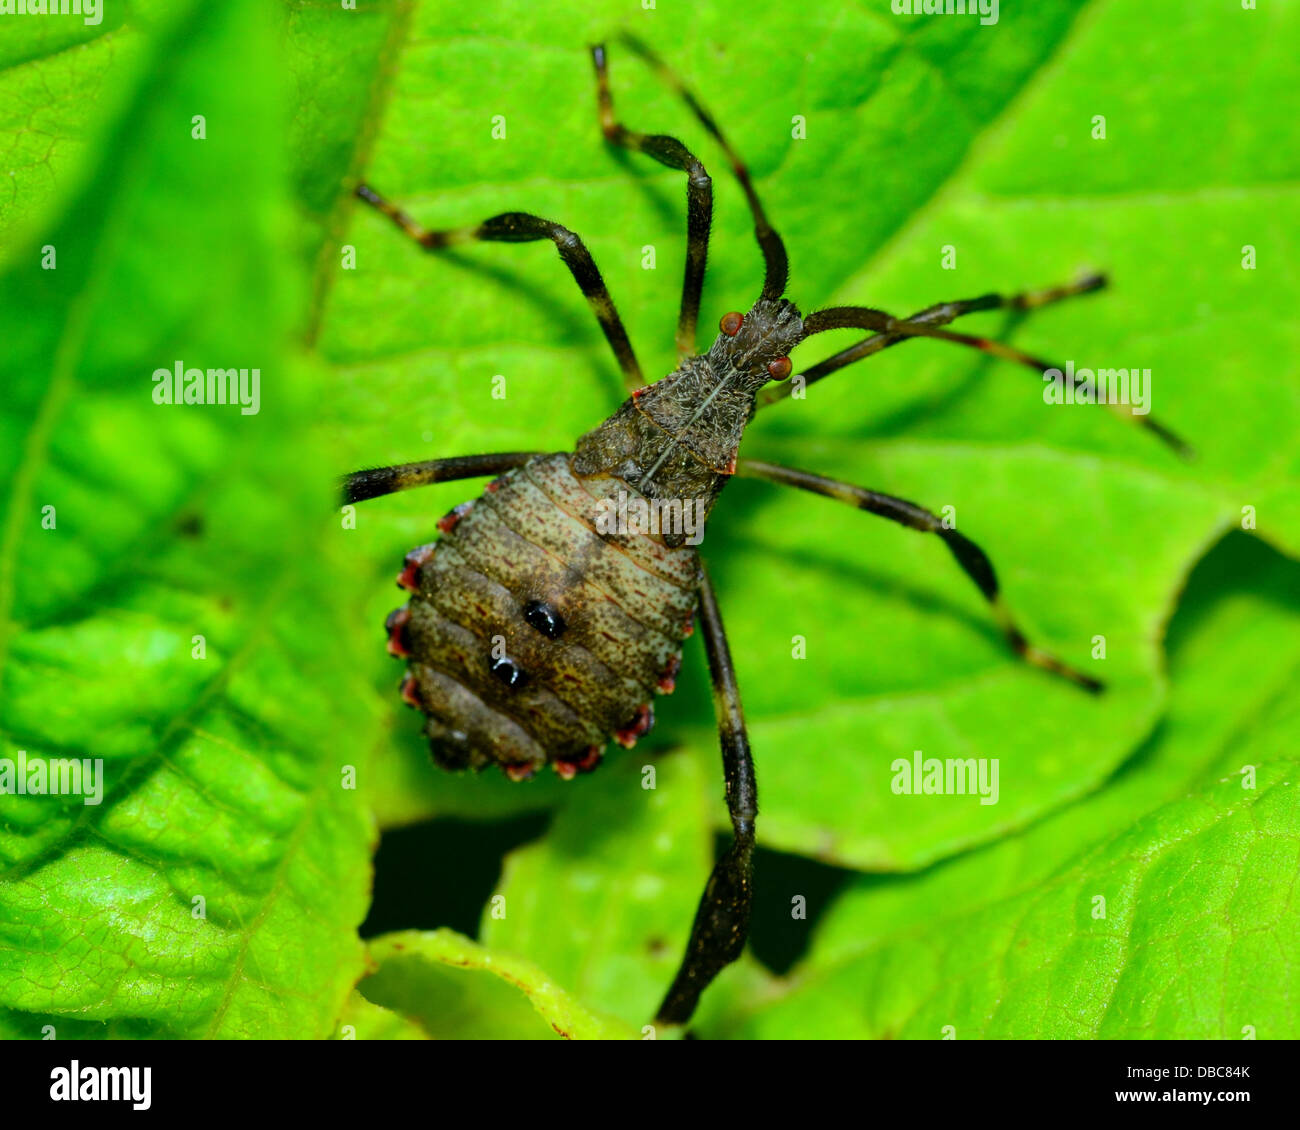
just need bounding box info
[389,453,701,778]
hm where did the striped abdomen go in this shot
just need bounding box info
[385,453,701,779]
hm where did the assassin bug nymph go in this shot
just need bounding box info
[343,36,1189,1029]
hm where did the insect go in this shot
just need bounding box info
[343,35,1189,1029]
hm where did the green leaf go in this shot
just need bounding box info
[0,1,133,247]
[336,989,429,1041]
[788,0,1300,549]
[0,0,377,1039]
[305,0,1297,1035]
[709,442,1225,867]
[360,928,639,1040]
[718,533,1300,1039]
[480,745,723,1028]
[320,0,1290,873]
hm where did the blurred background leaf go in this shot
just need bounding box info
[359,928,638,1040]
[0,0,378,1039]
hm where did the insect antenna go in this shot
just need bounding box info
[801,302,1194,458]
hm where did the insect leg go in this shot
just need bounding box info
[355,184,644,392]
[656,564,757,1028]
[616,33,788,301]
[342,451,540,505]
[760,273,1106,409]
[794,294,1192,457]
[736,459,1104,693]
[591,43,712,362]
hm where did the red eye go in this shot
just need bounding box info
[719,311,744,336]
[767,356,792,381]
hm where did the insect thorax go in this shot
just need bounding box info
[571,356,744,513]
[572,297,805,516]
